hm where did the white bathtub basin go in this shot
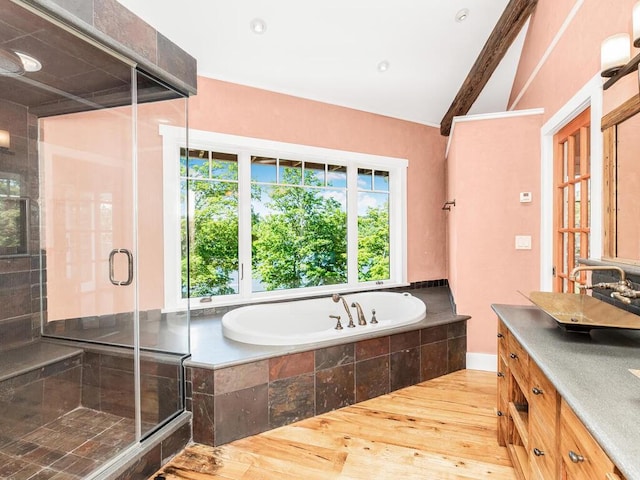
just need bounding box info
[221,291,426,346]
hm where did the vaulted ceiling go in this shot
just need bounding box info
[117,0,531,129]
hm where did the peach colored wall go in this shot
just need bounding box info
[510,0,636,120]
[447,114,542,355]
[43,77,447,320]
[189,77,448,283]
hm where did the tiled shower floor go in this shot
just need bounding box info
[0,407,135,480]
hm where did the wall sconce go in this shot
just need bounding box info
[0,130,9,150]
[601,33,631,77]
[602,1,640,89]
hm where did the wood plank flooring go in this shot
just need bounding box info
[152,370,515,479]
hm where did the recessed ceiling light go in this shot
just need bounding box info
[15,52,41,72]
[455,8,469,23]
[377,60,390,73]
[250,18,267,34]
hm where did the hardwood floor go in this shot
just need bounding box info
[153,370,515,479]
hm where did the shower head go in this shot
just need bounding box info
[0,48,25,76]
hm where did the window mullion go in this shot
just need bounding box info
[347,165,359,286]
[237,150,253,300]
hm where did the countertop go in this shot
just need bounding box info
[492,303,640,480]
[188,286,468,368]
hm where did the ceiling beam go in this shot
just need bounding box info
[439,0,538,136]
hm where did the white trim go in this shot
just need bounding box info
[159,126,408,311]
[446,108,544,158]
[539,74,603,291]
[509,0,585,110]
[466,353,497,372]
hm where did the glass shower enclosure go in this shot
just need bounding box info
[0,1,189,477]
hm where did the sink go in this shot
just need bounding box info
[525,291,640,332]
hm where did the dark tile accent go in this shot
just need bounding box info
[421,340,448,381]
[214,360,268,395]
[448,321,467,339]
[42,366,82,422]
[113,444,161,480]
[390,347,420,392]
[315,343,355,371]
[214,384,269,445]
[315,364,354,415]
[94,0,157,61]
[157,32,198,92]
[269,351,314,381]
[161,421,191,464]
[420,324,448,345]
[191,366,215,394]
[268,373,315,428]
[355,336,389,361]
[390,330,420,352]
[448,336,467,372]
[355,356,389,402]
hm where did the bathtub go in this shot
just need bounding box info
[221,291,426,346]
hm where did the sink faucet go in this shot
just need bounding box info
[569,265,627,284]
[332,294,355,327]
[570,265,639,304]
[351,302,367,326]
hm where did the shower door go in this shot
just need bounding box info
[40,69,189,439]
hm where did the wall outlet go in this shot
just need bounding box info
[515,235,532,250]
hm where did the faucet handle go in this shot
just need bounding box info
[329,314,343,330]
[370,309,378,324]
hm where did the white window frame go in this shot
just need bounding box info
[160,126,408,310]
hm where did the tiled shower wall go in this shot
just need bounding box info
[186,320,467,446]
[0,100,41,351]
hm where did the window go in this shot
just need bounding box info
[162,128,407,309]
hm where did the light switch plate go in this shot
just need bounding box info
[520,192,532,203]
[515,235,532,250]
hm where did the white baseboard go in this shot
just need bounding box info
[466,353,497,372]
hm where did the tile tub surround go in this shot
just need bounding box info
[186,320,467,446]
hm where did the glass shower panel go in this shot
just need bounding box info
[135,70,189,436]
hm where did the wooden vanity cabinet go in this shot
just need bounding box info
[560,399,626,480]
[497,320,627,480]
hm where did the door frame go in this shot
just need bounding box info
[539,74,603,291]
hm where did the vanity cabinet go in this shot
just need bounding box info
[497,320,625,480]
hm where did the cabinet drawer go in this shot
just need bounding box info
[561,400,614,479]
[529,361,558,439]
[508,333,529,391]
[529,428,557,480]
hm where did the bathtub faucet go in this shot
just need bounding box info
[332,294,356,328]
[351,302,367,326]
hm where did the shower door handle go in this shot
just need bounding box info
[108,248,134,286]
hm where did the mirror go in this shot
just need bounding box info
[602,96,640,264]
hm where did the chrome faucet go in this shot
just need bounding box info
[351,302,367,326]
[570,265,639,304]
[332,294,355,327]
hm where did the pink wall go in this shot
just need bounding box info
[43,78,447,320]
[189,77,448,283]
[447,114,542,354]
[510,0,636,119]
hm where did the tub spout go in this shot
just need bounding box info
[332,294,355,328]
[351,302,367,326]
